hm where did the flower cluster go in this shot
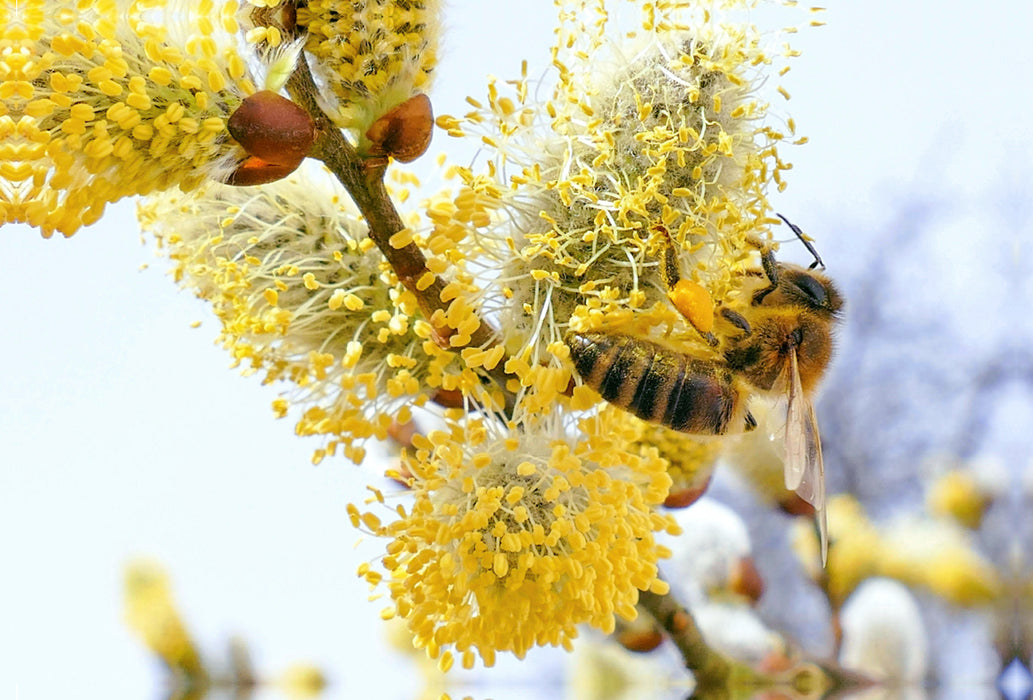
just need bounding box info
[2,0,267,236]
[354,411,676,667]
[123,560,204,677]
[296,0,440,136]
[438,0,805,413]
[792,495,1003,607]
[124,559,328,695]
[139,170,473,464]
[616,408,723,507]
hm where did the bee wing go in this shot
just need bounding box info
[815,499,829,567]
[783,348,808,491]
[795,400,826,511]
[783,349,829,564]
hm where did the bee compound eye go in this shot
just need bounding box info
[793,273,829,309]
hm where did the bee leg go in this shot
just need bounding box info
[751,245,781,305]
[656,225,682,293]
[744,411,757,431]
[655,224,717,345]
[719,307,752,335]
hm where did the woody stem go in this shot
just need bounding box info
[637,586,731,693]
[285,55,515,412]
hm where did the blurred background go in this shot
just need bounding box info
[2,1,1032,698]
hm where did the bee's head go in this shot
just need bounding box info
[757,264,844,318]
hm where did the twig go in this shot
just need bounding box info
[284,55,516,413]
[637,587,732,693]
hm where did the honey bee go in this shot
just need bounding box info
[566,217,843,560]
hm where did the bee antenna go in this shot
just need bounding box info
[777,213,825,270]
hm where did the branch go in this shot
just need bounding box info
[284,55,516,413]
[636,587,732,694]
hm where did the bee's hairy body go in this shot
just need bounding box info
[566,259,842,437]
[565,219,843,562]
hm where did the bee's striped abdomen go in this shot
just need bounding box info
[566,331,738,435]
[663,365,736,434]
